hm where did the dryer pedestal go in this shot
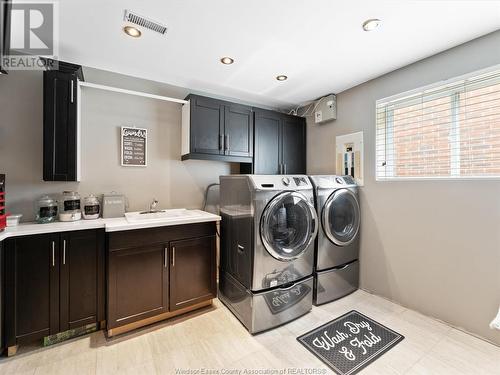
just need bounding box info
[313,260,359,305]
[219,271,314,334]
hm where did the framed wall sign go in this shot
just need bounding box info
[121,126,147,167]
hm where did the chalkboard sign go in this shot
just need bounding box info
[121,127,147,166]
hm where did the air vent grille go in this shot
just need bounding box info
[124,10,168,35]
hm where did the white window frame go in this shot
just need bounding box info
[375,64,500,182]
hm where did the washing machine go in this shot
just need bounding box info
[309,175,360,305]
[219,175,318,333]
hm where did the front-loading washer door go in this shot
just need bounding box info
[260,191,318,261]
[322,189,360,246]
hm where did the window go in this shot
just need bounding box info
[376,67,500,180]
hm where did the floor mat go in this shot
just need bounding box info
[297,310,404,375]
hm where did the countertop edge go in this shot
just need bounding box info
[0,212,221,241]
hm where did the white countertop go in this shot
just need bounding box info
[0,210,221,241]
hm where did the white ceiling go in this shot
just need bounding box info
[57,0,500,108]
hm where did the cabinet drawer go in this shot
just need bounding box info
[107,222,216,251]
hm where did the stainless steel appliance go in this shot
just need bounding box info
[219,175,318,333]
[309,175,360,305]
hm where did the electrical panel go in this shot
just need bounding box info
[314,94,337,124]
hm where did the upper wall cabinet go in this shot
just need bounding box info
[43,60,84,181]
[252,108,306,175]
[181,94,253,163]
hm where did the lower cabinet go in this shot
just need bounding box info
[4,229,105,349]
[169,236,216,311]
[107,222,217,332]
[107,244,169,328]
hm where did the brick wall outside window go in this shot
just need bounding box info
[376,69,500,179]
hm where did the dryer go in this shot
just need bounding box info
[309,175,360,305]
[219,175,318,333]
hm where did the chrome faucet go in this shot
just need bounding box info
[149,199,159,212]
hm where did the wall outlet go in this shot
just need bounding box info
[315,110,323,123]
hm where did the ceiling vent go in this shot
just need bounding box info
[123,10,168,35]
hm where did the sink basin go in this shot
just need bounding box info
[125,209,198,222]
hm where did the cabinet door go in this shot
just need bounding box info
[190,95,224,155]
[282,115,307,174]
[108,245,168,328]
[224,104,253,158]
[4,234,59,346]
[253,109,282,174]
[60,229,104,331]
[169,236,216,311]
[43,70,77,181]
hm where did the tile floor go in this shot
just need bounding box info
[1,290,499,375]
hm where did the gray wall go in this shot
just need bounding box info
[307,30,500,345]
[0,68,237,221]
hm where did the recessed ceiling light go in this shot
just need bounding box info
[220,57,235,65]
[362,18,381,31]
[276,75,288,81]
[123,25,142,38]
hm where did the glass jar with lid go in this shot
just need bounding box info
[35,195,58,224]
[82,194,100,220]
[59,191,82,221]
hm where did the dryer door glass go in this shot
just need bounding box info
[323,189,360,246]
[260,192,317,261]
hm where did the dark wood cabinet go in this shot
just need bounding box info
[189,95,224,156]
[108,244,168,329]
[224,104,253,158]
[43,61,84,181]
[107,222,217,335]
[252,108,306,174]
[169,236,216,311]
[4,229,104,349]
[253,109,282,174]
[5,233,60,347]
[59,230,105,331]
[182,94,253,163]
[282,114,307,174]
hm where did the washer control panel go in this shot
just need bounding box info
[251,175,311,190]
[293,177,309,186]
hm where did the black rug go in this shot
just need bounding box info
[297,310,404,375]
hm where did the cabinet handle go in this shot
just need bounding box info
[172,247,175,267]
[51,241,55,267]
[164,247,167,268]
[224,134,229,151]
[63,239,66,265]
[70,80,74,103]
[284,163,287,174]
[279,163,283,174]
[219,134,224,150]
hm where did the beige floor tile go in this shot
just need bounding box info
[96,335,153,374]
[154,340,222,373]
[2,292,499,375]
[34,351,96,375]
[0,353,43,375]
[407,328,500,375]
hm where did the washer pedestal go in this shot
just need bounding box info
[314,260,359,305]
